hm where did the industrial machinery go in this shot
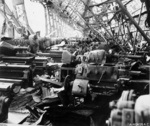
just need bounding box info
[0,80,23,122]
[107,90,150,126]
[0,42,148,125]
[0,95,11,122]
[37,50,63,62]
[0,63,33,87]
[33,56,49,75]
[48,49,149,123]
[2,56,34,65]
[1,0,150,125]
[106,90,136,126]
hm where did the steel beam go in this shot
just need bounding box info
[82,0,90,18]
[80,0,125,52]
[115,0,150,45]
[89,0,115,8]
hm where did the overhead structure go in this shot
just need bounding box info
[0,0,149,42]
[12,0,34,34]
[30,0,150,44]
[0,0,34,38]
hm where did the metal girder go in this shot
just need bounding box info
[35,0,85,35]
[40,3,48,35]
[49,1,85,31]
[80,0,125,52]
[0,0,34,35]
[134,2,144,48]
[0,9,19,37]
[84,9,120,19]
[81,0,113,37]
[0,3,20,27]
[89,0,116,8]
[0,8,9,20]
[53,0,108,41]
[84,13,100,19]
[12,0,34,34]
[124,0,133,6]
[0,0,4,7]
[12,0,24,5]
[115,0,150,45]
[88,23,99,25]
[88,0,131,8]
[82,0,90,18]
[0,4,23,35]
[60,0,108,42]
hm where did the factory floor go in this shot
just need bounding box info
[2,91,116,126]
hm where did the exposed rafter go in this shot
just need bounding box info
[29,0,148,42]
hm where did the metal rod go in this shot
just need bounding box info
[134,3,144,46]
[80,0,125,52]
[122,17,126,39]
[89,0,115,8]
[134,3,144,53]
[107,14,114,37]
[80,0,114,37]
[21,0,34,34]
[126,23,134,47]
[63,0,108,43]
[124,0,133,6]
[41,3,48,35]
[115,0,150,45]
[117,20,124,41]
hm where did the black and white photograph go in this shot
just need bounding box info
[0,0,150,126]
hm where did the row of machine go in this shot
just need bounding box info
[0,39,150,126]
[0,44,63,122]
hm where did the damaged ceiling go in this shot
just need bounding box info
[0,0,149,40]
[31,0,148,40]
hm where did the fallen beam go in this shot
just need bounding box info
[115,0,150,45]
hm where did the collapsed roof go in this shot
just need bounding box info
[31,0,149,40]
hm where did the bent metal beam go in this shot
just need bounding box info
[115,0,150,45]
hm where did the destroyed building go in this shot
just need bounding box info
[0,0,150,126]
